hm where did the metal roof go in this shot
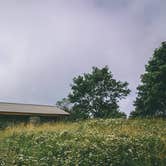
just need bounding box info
[0,102,69,116]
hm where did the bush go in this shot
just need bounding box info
[0,119,166,165]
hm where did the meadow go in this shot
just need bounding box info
[0,119,166,166]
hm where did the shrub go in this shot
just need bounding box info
[0,119,166,166]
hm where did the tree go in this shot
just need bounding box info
[56,98,71,112]
[130,42,166,118]
[56,98,76,121]
[67,66,130,119]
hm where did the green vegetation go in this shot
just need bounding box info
[0,119,166,165]
[56,42,166,120]
[57,66,130,120]
[131,42,166,118]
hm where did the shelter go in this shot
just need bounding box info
[0,102,69,123]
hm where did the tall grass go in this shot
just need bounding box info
[0,119,166,165]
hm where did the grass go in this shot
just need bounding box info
[0,118,166,165]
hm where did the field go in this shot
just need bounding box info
[0,119,166,166]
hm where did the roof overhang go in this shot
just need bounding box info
[0,102,70,116]
[0,111,69,116]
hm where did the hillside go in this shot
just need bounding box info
[0,119,166,165]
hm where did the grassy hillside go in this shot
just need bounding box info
[0,119,166,166]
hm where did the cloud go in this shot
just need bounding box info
[0,0,165,115]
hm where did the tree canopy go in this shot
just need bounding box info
[130,42,166,118]
[57,66,130,120]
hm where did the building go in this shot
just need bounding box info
[0,102,69,124]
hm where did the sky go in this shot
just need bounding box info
[0,0,166,115]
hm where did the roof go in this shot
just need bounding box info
[0,102,69,116]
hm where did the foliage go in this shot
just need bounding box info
[61,66,130,120]
[130,42,166,118]
[56,98,71,113]
[0,119,166,166]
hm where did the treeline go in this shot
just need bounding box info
[57,41,166,120]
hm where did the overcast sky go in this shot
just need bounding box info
[0,0,166,115]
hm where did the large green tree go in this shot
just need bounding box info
[130,42,166,118]
[66,66,130,120]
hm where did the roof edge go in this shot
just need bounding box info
[0,101,57,108]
